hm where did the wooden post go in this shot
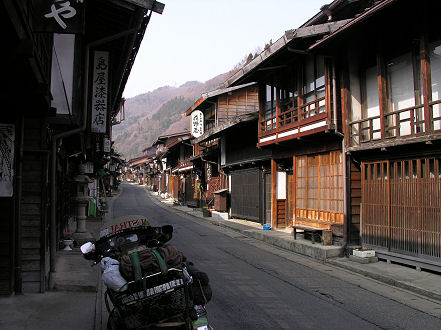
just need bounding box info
[340,67,350,146]
[325,58,332,125]
[271,159,277,228]
[100,177,107,198]
[377,52,387,140]
[276,87,281,129]
[387,161,391,251]
[292,155,297,227]
[420,32,433,133]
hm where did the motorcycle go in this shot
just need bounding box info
[80,216,212,330]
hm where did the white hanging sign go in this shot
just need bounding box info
[104,137,111,153]
[191,110,204,138]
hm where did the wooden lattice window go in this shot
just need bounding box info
[296,151,344,224]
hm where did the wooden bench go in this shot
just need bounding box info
[292,225,324,244]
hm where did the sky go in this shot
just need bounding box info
[123,0,326,98]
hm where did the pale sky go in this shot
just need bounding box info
[123,0,326,98]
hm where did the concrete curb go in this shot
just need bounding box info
[326,258,441,302]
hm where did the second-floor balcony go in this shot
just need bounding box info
[258,95,330,146]
[257,55,335,147]
[171,160,193,174]
[348,100,441,150]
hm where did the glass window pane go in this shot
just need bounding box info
[431,41,441,130]
[304,57,315,95]
[316,55,325,89]
[387,52,415,136]
[365,65,380,118]
[388,52,415,111]
[266,85,272,102]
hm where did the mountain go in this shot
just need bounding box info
[113,71,235,159]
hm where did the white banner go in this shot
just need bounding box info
[91,51,109,133]
[191,110,204,138]
[0,124,15,197]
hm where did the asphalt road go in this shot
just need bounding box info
[108,183,441,330]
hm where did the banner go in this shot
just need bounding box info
[191,110,204,138]
[91,51,109,134]
[0,124,15,197]
[104,137,111,153]
[32,0,85,34]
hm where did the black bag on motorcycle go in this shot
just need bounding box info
[119,244,185,280]
[187,263,212,305]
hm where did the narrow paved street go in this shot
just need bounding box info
[109,183,441,329]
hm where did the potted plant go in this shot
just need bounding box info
[62,232,74,251]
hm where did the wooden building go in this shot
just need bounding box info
[221,2,368,236]
[309,0,441,270]
[0,0,163,295]
[187,83,272,222]
[144,132,195,203]
[160,133,194,205]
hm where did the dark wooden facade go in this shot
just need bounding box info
[311,0,441,269]
[0,1,54,295]
[188,83,271,219]
[0,0,162,295]
[224,119,272,223]
[223,9,361,232]
[187,84,260,209]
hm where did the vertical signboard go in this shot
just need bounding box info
[91,51,109,134]
[191,110,204,138]
[104,137,111,153]
[32,0,85,34]
[0,124,15,197]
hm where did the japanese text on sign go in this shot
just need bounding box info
[44,1,82,30]
[33,0,85,34]
[191,110,204,138]
[91,51,109,133]
[0,124,15,197]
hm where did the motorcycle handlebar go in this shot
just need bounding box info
[80,224,174,262]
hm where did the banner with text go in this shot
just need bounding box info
[32,0,85,34]
[0,124,15,197]
[91,51,109,134]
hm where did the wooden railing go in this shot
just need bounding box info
[348,100,441,147]
[279,97,326,128]
[171,160,193,173]
[259,96,327,136]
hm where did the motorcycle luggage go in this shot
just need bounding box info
[119,244,185,281]
[107,271,190,329]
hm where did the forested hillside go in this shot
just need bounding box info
[114,96,195,158]
[114,71,234,159]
